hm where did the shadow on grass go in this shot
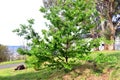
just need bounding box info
[0,69,52,80]
[0,68,65,80]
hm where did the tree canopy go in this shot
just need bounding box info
[13,0,99,70]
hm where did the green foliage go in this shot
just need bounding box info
[95,53,118,64]
[25,55,42,70]
[13,0,99,70]
[17,48,29,55]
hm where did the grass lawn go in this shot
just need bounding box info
[0,60,24,65]
[0,51,120,80]
[0,67,65,80]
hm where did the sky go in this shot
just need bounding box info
[0,0,46,46]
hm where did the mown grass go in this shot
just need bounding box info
[0,51,120,80]
[0,67,65,80]
[0,68,44,80]
[0,60,24,65]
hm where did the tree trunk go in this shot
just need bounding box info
[104,21,115,50]
[104,44,114,50]
[65,56,68,63]
[108,20,115,50]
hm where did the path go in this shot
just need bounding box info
[0,62,25,69]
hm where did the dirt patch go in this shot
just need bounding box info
[62,69,111,80]
[63,75,72,80]
[87,73,110,80]
[62,63,112,80]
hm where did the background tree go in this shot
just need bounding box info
[0,44,10,62]
[96,0,120,50]
[13,0,99,70]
